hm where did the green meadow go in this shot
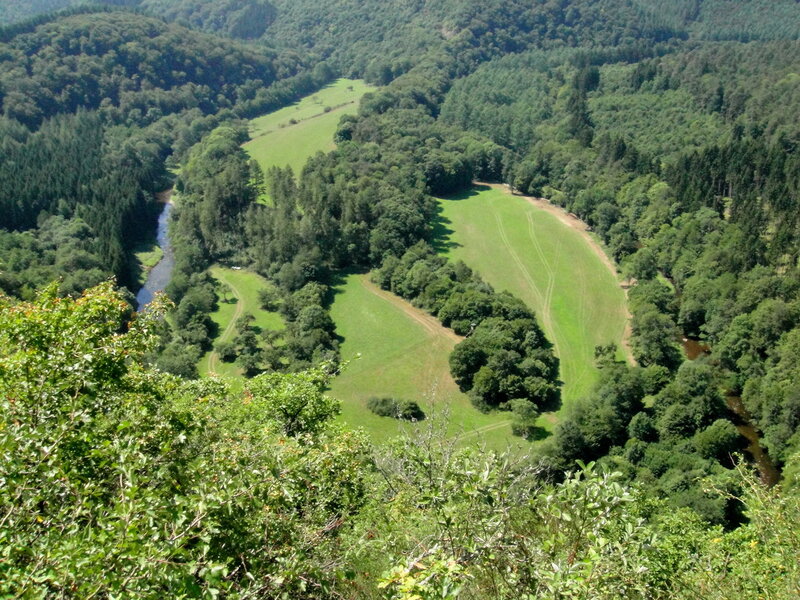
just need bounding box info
[236,82,628,442]
[436,185,630,426]
[198,266,283,378]
[328,272,519,449]
[132,241,163,288]
[243,79,374,181]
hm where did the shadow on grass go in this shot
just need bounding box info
[439,183,492,202]
[430,205,460,253]
[430,184,493,254]
[324,267,370,347]
[539,384,564,415]
[325,267,368,303]
[526,426,551,442]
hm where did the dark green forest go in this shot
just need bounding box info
[2,0,800,597]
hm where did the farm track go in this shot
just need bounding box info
[456,419,513,442]
[358,276,513,441]
[206,270,244,374]
[525,210,566,360]
[494,213,547,308]
[360,277,462,343]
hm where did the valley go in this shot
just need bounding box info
[3,2,799,595]
[231,85,632,443]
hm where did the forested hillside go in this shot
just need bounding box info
[440,36,800,520]
[0,0,277,39]
[0,9,323,292]
[2,0,800,597]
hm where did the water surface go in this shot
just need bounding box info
[136,199,174,310]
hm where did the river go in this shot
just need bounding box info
[680,337,780,486]
[136,192,174,311]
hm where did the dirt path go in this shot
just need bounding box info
[206,269,244,374]
[358,275,515,442]
[479,182,636,365]
[360,277,463,343]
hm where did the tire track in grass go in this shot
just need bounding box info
[493,184,634,366]
[206,269,244,375]
[494,212,548,311]
[530,210,596,391]
[527,210,581,388]
[514,211,560,357]
[479,183,634,365]
[527,211,559,329]
[527,211,555,314]
[456,420,512,442]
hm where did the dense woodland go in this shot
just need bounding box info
[2,0,800,597]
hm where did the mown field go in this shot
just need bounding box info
[198,266,283,378]
[243,78,374,183]
[436,184,630,426]
[132,240,163,288]
[329,272,518,449]
[235,82,627,444]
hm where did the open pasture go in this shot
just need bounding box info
[328,272,518,448]
[243,79,374,181]
[436,185,630,423]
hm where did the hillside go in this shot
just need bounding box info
[2,0,800,597]
[0,9,320,293]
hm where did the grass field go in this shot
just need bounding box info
[436,184,630,425]
[198,266,284,378]
[328,272,520,449]
[132,241,163,288]
[243,79,374,183]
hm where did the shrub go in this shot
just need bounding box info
[216,340,237,362]
[510,398,540,439]
[367,397,425,420]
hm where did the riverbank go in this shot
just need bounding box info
[135,192,174,310]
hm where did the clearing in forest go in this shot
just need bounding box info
[198,266,284,378]
[329,272,518,448]
[243,78,375,185]
[436,184,631,426]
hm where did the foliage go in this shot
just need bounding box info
[0,282,369,597]
[367,397,425,421]
[2,2,800,594]
[510,398,540,439]
[0,9,330,293]
[245,367,340,437]
[4,281,800,597]
[140,0,277,39]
